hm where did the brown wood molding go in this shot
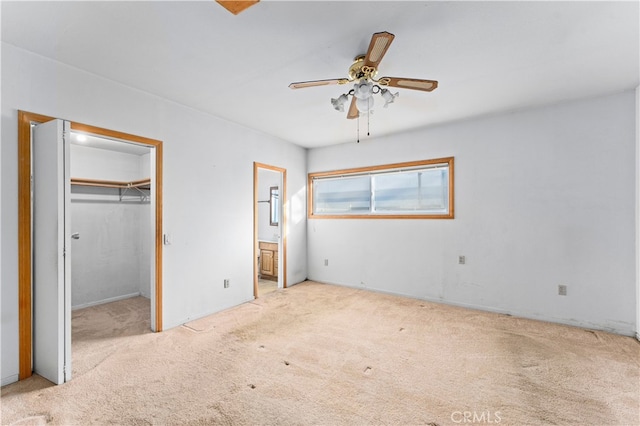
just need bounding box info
[17,110,164,380]
[18,111,55,379]
[154,143,163,331]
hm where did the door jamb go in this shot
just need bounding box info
[17,110,164,380]
[253,162,287,297]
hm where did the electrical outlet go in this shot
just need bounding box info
[458,255,466,265]
[558,285,567,296]
[324,259,329,266]
[224,279,230,289]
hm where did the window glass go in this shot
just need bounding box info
[313,175,370,214]
[373,168,448,213]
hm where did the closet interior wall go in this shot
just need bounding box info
[70,142,151,310]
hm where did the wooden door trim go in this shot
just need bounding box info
[253,162,287,298]
[17,110,164,380]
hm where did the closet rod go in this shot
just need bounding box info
[71,177,151,189]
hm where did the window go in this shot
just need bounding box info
[269,186,279,226]
[308,157,454,219]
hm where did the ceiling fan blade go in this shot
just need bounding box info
[379,77,438,92]
[363,31,395,69]
[347,97,359,119]
[216,1,259,15]
[289,78,349,89]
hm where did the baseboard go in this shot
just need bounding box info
[72,292,142,311]
[166,296,256,331]
[309,279,636,337]
[1,374,19,387]
[434,296,635,337]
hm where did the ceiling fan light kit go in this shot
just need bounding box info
[380,89,399,108]
[331,94,350,112]
[289,31,438,141]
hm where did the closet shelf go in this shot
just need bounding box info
[71,177,151,202]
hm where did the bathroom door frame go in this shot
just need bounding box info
[17,110,164,380]
[253,162,287,297]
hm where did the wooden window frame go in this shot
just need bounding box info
[308,157,454,220]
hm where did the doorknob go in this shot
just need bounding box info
[71,232,80,240]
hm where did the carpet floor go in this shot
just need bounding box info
[1,281,638,425]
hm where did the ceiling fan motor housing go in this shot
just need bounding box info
[348,55,377,81]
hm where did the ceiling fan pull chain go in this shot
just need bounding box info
[357,114,360,143]
[367,112,370,136]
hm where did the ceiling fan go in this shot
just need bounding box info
[289,31,438,119]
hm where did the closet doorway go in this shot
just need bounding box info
[17,111,163,383]
[69,132,154,378]
[253,162,287,297]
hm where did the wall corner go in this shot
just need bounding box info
[636,85,640,341]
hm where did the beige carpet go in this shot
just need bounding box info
[1,281,638,425]
[71,296,153,379]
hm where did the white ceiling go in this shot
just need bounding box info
[70,131,151,156]
[2,1,638,149]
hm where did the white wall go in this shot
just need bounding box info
[1,43,308,385]
[308,90,637,336]
[139,152,152,299]
[70,145,150,309]
[0,38,3,387]
[257,168,281,243]
[71,144,144,181]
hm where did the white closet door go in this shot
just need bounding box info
[33,119,72,384]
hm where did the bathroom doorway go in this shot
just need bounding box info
[253,162,286,297]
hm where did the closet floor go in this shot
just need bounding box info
[72,296,151,378]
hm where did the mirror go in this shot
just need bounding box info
[269,186,279,226]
